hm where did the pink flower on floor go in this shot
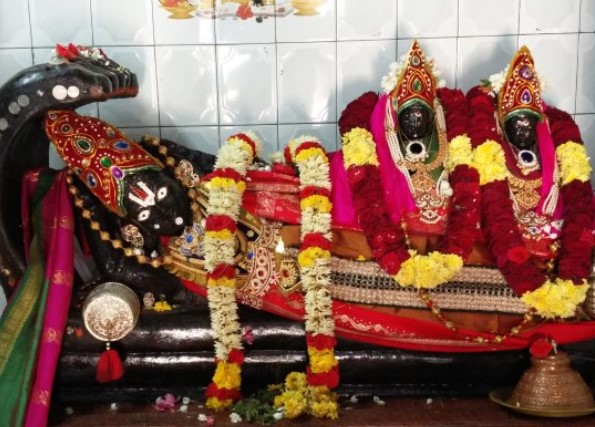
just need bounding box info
[155,393,177,412]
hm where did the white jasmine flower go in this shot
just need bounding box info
[488,71,506,94]
[110,403,118,411]
[229,412,243,423]
[269,151,285,164]
[198,413,208,421]
[179,404,188,413]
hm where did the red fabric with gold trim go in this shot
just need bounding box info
[498,46,544,123]
[392,40,437,113]
[44,110,163,217]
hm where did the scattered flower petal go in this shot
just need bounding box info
[110,402,118,411]
[198,413,208,422]
[229,412,242,423]
[349,395,359,403]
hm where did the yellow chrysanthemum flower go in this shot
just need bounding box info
[284,372,308,391]
[309,400,339,419]
[295,147,327,163]
[210,176,237,189]
[307,347,338,373]
[473,140,507,185]
[342,127,379,167]
[556,141,591,185]
[205,229,234,240]
[521,279,589,319]
[394,251,463,289]
[212,361,242,390]
[447,135,473,171]
[206,397,234,411]
[300,195,332,213]
[153,301,172,312]
[206,277,236,288]
[298,247,331,268]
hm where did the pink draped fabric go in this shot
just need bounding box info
[329,94,417,229]
[23,171,75,427]
[370,94,417,223]
[329,151,360,228]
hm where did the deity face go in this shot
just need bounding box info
[398,103,434,140]
[122,169,192,236]
[504,113,540,150]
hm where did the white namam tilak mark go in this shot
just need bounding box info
[128,181,156,208]
[52,85,68,100]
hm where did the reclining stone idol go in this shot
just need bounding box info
[0,41,594,423]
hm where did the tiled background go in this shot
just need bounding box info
[0,0,594,160]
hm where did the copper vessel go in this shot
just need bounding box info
[508,352,594,411]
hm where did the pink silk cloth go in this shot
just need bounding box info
[330,94,418,229]
[21,170,75,427]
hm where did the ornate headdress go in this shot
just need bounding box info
[45,110,163,217]
[382,40,440,113]
[497,46,544,124]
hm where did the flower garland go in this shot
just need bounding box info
[468,87,591,319]
[338,89,480,290]
[203,132,260,411]
[274,137,338,420]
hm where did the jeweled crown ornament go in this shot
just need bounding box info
[392,40,437,114]
[498,46,544,125]
[45,110,163,217]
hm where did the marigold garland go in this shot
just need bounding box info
[338,88,480,290]
[204,131,260,410]
[275,136,339,419]
[468,87,592,319]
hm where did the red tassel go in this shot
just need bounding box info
[96,346,124,383]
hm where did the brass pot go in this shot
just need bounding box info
[82,282,140,342]
[508,352,594,411]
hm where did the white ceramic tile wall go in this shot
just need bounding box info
[0,0,594,166]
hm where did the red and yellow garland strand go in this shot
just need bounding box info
[203,132,260,410]
[274,137,339,419]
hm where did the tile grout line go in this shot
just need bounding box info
[517,0,522,48]
[149,1,163,139]
[89,0,98,117]
[26,0,34,64]
[212,17,222,148]
[574,0,583,115]
[274,0,280,151]
[334,1,339,151]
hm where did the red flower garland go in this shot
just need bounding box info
[339,89,480,276]
[468,87,594,296]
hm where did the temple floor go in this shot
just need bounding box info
[49,396,595,427]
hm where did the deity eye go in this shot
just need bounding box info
[157,186,168,200]
[138,209,150,222]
